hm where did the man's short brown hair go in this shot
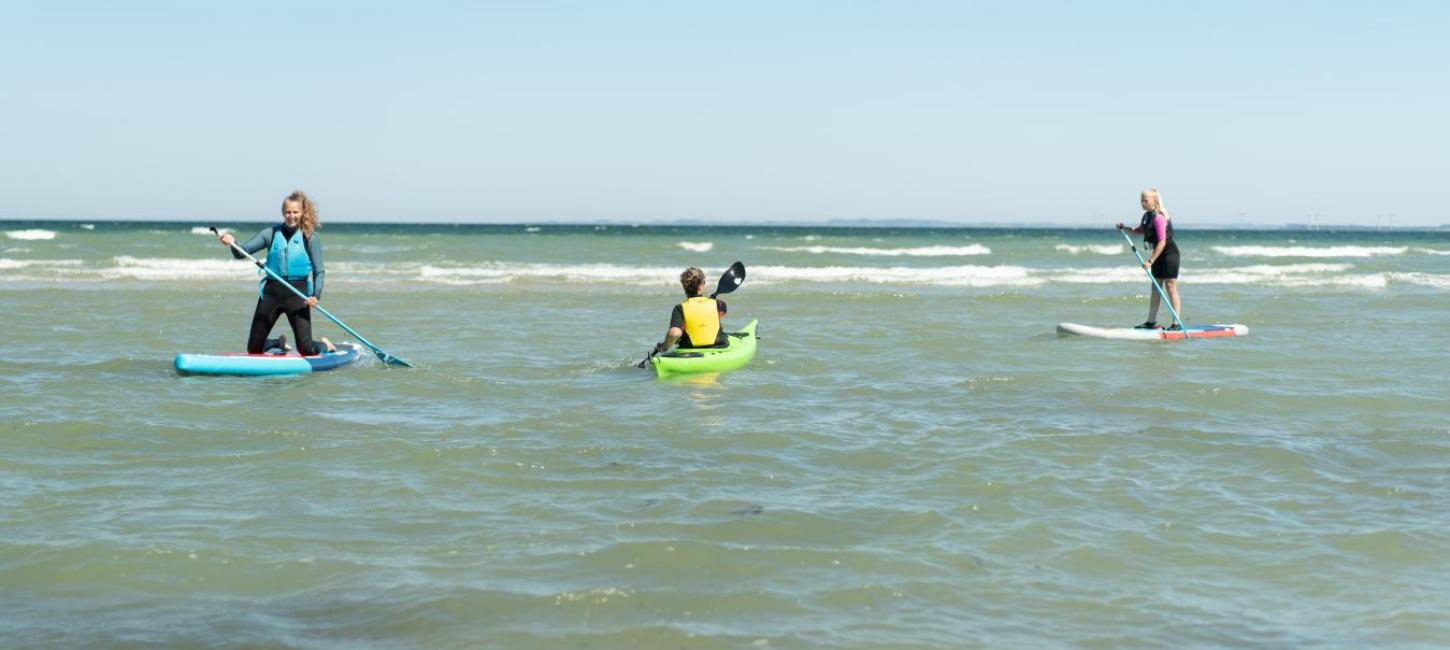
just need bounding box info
[680,267,705,295]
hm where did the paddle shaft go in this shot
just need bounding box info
[1120,229,1189,338]
[213,227,411,365]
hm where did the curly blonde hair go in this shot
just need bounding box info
[282,190,320,236]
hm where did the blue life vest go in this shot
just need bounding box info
[261,227,313,295]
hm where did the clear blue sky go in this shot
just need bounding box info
[2,1,1446,225]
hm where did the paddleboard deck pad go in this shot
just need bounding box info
[1056,323,1248,341]
[175,342,363,376]
[651,319,758,377]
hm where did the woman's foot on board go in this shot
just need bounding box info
[264,335,291,354]
[1133,321,1159,330]
[320,337,336,353]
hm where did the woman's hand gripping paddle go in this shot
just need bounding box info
[210,226,415,367]
[1119,229,1189,339]
[637,261,746,368]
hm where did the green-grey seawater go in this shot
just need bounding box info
[2,221,1448,648]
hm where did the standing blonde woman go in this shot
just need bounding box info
[217,190,334,354]
[1116,187,1182,329]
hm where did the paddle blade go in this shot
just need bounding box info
[636,342,663,368]
[710,261,746,298]
[374,350,414,368]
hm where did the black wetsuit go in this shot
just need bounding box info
[1140,210,1180,280]
[233,224,326,355]
[669,298,728,348]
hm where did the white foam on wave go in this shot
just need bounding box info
[5,229,57,240]
[1212,245,1407,258]
[415,261,1040,287]
[0,258,85,270]
[1050,262,1386,287]
[106,256,261,280]
[192,227,230,235]
[759,244,992,257]
[1390,272,1450,289]
[101,256,388,281]
[419,262,670,286]
[4,255,1436,291]
[677,241,714,252]
[1055,244,1123,255]
[80,224,95,230]
[525,227,541,233]
[753,263,1036,286]
[1413,248,1450,256]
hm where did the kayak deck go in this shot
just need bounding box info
[1056,323,1249,341]
[651,319,758,377]
[175,342,363,376]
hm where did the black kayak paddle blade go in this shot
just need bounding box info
[710,261,746,299]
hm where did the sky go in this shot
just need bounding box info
[1,1,1446,226]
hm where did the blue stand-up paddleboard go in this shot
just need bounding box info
[175,342,363,376]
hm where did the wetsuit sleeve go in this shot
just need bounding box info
[233,226,275,259]
[307,233,324,298]
[1154,214,1168,242]
[669,304,685,329]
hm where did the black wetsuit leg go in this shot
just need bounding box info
[246,280,319,354]
[285,305,319,355]
[246,294,284,354]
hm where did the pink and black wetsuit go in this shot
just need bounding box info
[1138,210,1179,280]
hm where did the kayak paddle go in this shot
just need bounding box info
[1119,229,1189,339]
[637,261,747,368]
[210,226,414,367]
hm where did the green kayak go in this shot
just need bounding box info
[651,319,758,377]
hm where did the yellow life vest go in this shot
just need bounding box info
[679,296,721,347]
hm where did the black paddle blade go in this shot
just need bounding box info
[710,261,746,298]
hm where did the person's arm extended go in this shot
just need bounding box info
[307,233,324,299]
[1144,214,1168,265]
[223,226,274,258]
[1146,239,1167,266]
[657,304,685,352]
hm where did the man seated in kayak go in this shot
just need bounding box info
[654,266,728,352]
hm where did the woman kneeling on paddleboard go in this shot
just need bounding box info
[217,190,335,355]
[654,266,728,353]
[1116,187,1182,330]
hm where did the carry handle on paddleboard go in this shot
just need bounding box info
[637,261,747,368]
[1119,229,1189,339]
[211,226,414,367]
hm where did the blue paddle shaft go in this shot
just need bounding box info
[218,231,411,365]
[1120,229,1189,339]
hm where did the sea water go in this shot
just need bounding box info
[2,221,1448,647]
